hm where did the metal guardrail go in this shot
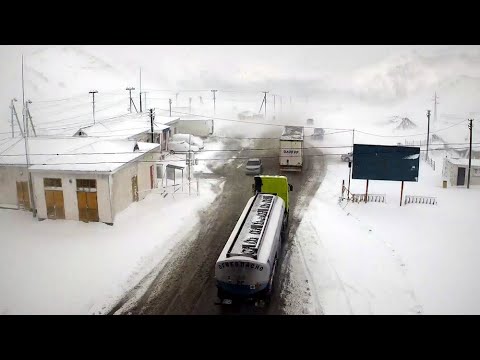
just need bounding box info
[351,194,386,203]
[404,195,437,205]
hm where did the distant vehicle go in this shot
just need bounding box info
[171,133,204,149]
[168,141,200,154]
[313,128,325,140]
[245,158,263,175]
[280,126,304,172]
[215,175,293,305]
[341,152,353,162]
[238,111,264,120]
[307,118,314,125]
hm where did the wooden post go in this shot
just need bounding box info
[400,181,404,206]
[365,179,369,203]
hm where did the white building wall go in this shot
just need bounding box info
[111,151,160,219]
[32,172,112,223]
[0,166,28,207]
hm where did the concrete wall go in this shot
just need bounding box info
[0,166,28,207]
[31,172,112,223]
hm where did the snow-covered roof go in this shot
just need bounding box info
[447,158,480,167]
[0,136,159,173]
[73,113,175,139]
[281,126,304,141]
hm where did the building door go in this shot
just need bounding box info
[132,175,139,202]
[45,190,65,219]
[76,179,99,223]
[16,181,30,210]
[457,167,466,186]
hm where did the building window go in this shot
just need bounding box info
[44,178,62,188]
[76,179,97,192]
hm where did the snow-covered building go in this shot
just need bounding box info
[0,137,162,224]
[442,157,480,186]
[73,113,179,152]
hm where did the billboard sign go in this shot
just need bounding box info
[352,144,420,182]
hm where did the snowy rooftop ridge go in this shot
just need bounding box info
[0,136,159,173]
[73,113,179,139]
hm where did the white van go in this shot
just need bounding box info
[171,133,204,149]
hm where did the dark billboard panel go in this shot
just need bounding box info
[352,144,420,182]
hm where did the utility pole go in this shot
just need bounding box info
[211,90,217,115]
[143,92,147,111]
[426,110,431,160]
[432,92,439,129]
[22,54,35,217]
[11,99,24,137]
[348,129,355,198]
[273,94,276,119]
[261,91,268,119]
[188,133,191,196]
[139,68,142,112]
[10,98,17,137]
[89,90,98,124]
[126,87,135,113]
[25,100,36,136]
[175,92,179,106]
[189,97,192,113]
[169,98,172,117]
[150,108,155,143]
[468,119,473,189]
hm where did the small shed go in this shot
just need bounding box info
[442,157,480,186]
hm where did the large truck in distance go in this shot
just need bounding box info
[280,126,304,172]
[215,175,293,305]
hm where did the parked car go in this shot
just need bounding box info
[245,158,263,175]
[171,133,204,149]
[168,141,200,154]
[341,152,353,162]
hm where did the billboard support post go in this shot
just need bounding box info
[400,181,404,206]
[365,179,369,203]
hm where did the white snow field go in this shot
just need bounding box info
[0,178,222,315]
[290,130,480,315]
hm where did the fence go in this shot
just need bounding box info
[404,195,437,205]
[421,153,436,171]
[341,184,385,203]
[351,193,386,203]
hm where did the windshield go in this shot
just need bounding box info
[247,160,260,166]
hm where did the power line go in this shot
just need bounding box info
[2,143,479,158]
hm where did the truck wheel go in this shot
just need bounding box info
[266,258,277,299]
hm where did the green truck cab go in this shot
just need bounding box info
[253,175,293,212]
